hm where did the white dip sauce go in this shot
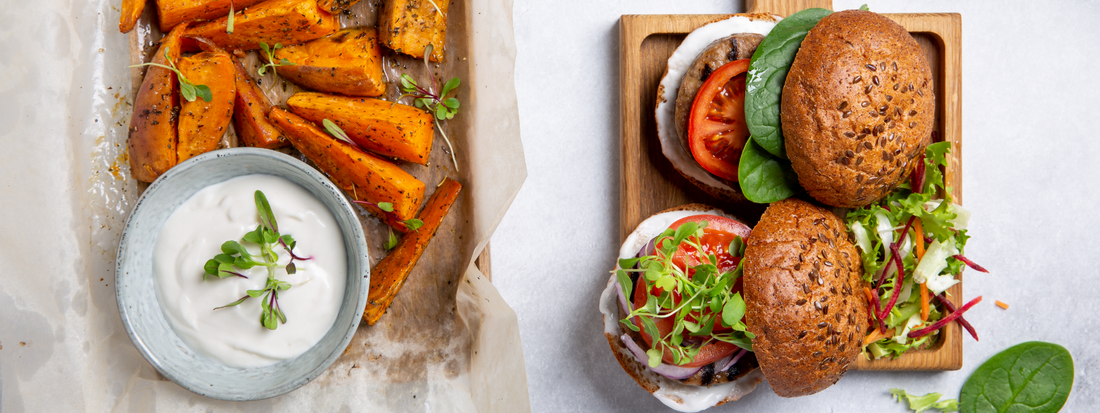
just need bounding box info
[154,174,347,368]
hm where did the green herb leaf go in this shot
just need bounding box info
[744,7,832,158]
[377,202,395,212]
[404,218,424,232]
[286,261,296,274]
[322,118,352,143]
[194,84,213,102]
[280,234,296,249]
[615,269,633,304]
[213,295,250,310]
[440,77,457,94]
[721,292,746,327]
[859,4,870,11]
[227,2,235,34]
[214,253,235,264]
[247,289,266,298]
[260,42,271,55]
[203,259,219,276]
[959,341,1074,413]
[645,348,663,368]
[254,190,278,233]
[385,228,399,251]
[889,389,957,413]
[180,82,197,102]
[728,236,745,258]
[738,139,798,203]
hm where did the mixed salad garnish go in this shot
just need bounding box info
[614,216,754,372]
[846,139,988,359]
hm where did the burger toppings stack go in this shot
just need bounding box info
[606,7,989,411]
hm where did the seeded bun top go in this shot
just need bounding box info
[742,198,867,397]
[781,10,934,208]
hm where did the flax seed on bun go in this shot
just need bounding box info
[781,10,935,208]
[742,198,868,397]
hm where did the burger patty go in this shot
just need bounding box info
[674,33,764,153]
[617,306,760,387]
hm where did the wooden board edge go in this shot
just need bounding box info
[618,12,965,371]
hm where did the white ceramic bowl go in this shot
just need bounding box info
[115,148,369,400]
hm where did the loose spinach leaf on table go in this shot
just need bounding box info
[959,341,1074,413]
[738,139,797,203]
[743,8,831,159]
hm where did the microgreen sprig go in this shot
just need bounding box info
[398,44,462,172]
[615,221,755,367]
[226,2,235,34]
[322,119,354,144]
[351,199,424,250]
[130,46,212,102]
[257,42,296,76]
[205,190,312,330]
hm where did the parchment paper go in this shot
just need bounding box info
[0,0,529,411]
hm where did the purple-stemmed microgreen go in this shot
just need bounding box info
[398,44,461,172]
[205,190,307,330]
[129,46,212,102]
[257,42,296,76]
[351,199,424,250]
[615,221,755,367]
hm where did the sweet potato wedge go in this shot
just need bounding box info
[176,50,236,162]
[119,0,145,33]
[128,23,189,183]
[286,92,434,165]
[153,0,266,32]
[269,107,425,226]
[273,28,386,97]
[378,0,449,62]
[363,177,462,325]
[185,0,338,51]
[317,0,362,13]
[230,56,289,149]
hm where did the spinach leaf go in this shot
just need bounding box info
[744,8,831,159]
[738,139,797,203]
[959,341,1074,413]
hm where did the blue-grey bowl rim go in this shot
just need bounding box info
[115,148,369,401]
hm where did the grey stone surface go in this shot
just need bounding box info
[494,0,1100,411]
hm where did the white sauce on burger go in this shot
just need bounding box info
[600,208,763,412]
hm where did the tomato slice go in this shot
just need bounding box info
[687,59,751,182]
[631,214,752,367]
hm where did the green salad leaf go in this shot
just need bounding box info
[959,342,1074,413]
[890,388,958,412]
[738,139,797,203]
[743,7,831,158]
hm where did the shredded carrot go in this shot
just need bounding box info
[863,327,890,347]
[863,287,876,309]
[913,219,926,260]
[995,300,1009,310]
[919,282,930,321]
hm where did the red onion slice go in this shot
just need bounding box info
[619,334,701,380]
[615,276,632,315]
[718,349,747,373]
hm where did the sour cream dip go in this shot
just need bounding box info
[154,174,347,368]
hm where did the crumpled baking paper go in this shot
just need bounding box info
[0,0,529,411]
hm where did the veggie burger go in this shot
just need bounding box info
[605,8,985,412]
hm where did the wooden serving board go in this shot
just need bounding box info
[619,0,962,370]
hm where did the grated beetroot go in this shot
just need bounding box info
[877,243,907,321]
[935,294,979,341]
[911,149,926,191]
[953,254,989,273]
[908,295,982,339]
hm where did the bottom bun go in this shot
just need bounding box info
[600,204,764,412]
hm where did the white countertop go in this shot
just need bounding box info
[495,0,1099,411]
